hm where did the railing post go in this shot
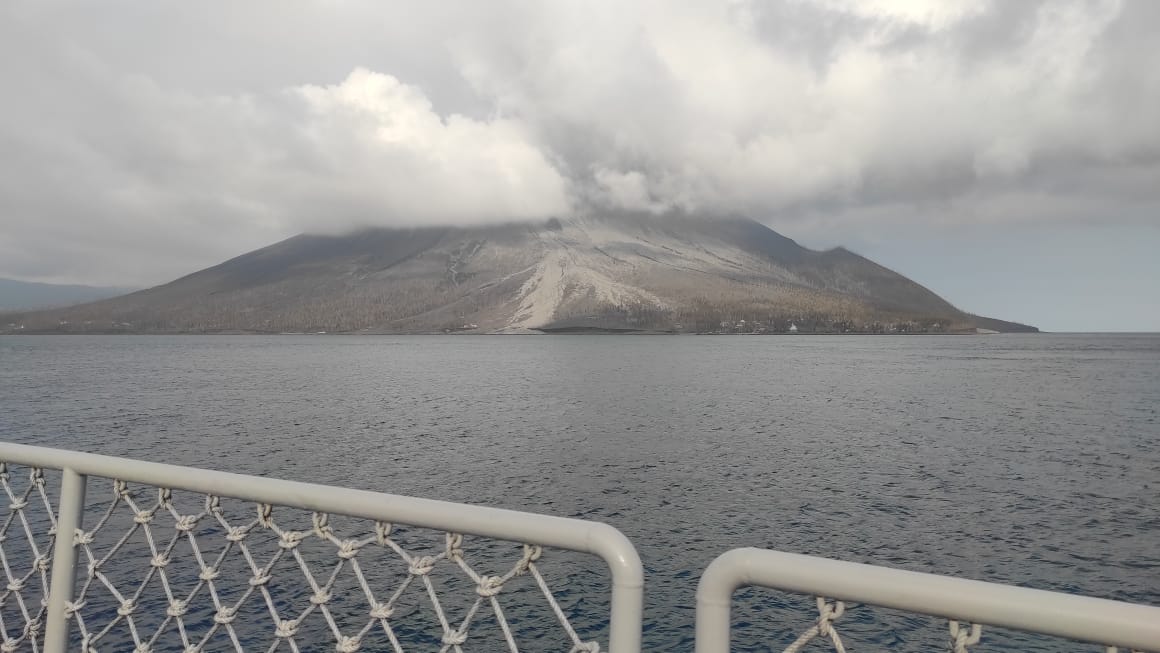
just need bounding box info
[43,467,86,653]
[590,522,644,653]
[608,582,643,653]
[695,549,748,653]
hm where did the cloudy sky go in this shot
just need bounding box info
[1,0,1157,331]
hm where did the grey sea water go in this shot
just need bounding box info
[2,334,1158,650]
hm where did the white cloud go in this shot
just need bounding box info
[812,0,987,30]
[447,0,1157,220]
[283,68,571,231]
[591,168,667,214]
[0,0,1157,286]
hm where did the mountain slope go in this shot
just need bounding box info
[1,216,1036,334]
[0,278,137,311]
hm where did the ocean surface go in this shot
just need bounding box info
[2,334,1158,651]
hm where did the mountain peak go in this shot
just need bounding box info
[2,217,1036,334]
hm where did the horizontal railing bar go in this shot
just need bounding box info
[0,442,635,570]
[0,442,644,652]
[696,547,1160,652]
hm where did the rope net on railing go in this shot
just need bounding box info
[0,465,55,652]
[758,593,1150,653]
[779,601,983,653]
[0,463,604,653]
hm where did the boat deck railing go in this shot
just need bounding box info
[0,442,1157,652]
[696,548,1160,653]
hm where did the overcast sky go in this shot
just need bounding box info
[1,0,1157,331]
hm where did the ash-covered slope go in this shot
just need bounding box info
[3,215,1036,333]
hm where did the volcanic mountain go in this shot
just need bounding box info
[2,215,1035,334]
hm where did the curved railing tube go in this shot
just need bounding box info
[696,547,1160,653]
[0,442,644,653]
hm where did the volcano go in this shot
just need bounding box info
[2,215,1036,334]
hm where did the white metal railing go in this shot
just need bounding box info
[695,547,1160,652]
[0,442,644,653]
[6,442,1159,653]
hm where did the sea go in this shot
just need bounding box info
[1,334,1158,651]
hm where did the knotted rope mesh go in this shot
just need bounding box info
[8,458,1156,653]
[782,597,846,653]
[0,463,605,652]
[745,588,1152,652]
[0,465,55,652]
